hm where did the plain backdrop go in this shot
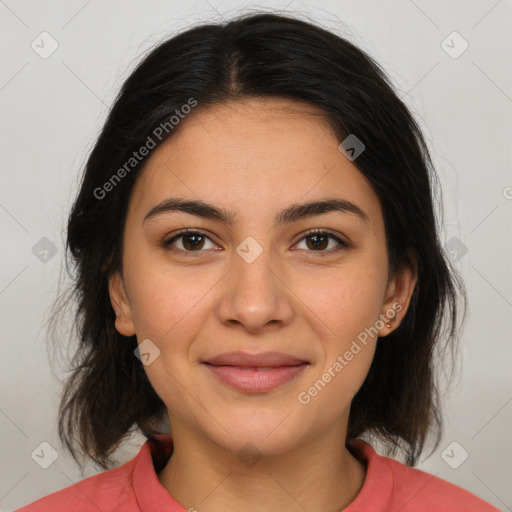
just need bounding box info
[1,0,511,510]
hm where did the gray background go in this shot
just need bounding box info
[1,0,511,510]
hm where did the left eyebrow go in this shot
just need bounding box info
[143,197,370,226]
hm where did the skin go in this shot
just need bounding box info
[109,97,417,512]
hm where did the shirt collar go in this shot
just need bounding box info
[344,438,394,511]
[133,433,184,511]
[132,434,392,511]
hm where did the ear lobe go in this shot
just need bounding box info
[108,272,136,336]
[379,250,419,335]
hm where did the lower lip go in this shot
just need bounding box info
[203,363,309,393]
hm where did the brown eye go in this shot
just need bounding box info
[163,230,217,254]
[162,228,349,256]
[294,230,348,253]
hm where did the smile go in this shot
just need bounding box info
[202,363,309,393]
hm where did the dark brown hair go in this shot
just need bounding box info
[49,11,467,470]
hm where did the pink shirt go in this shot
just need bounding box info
[15,434,500,511]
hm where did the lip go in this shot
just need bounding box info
[203,351,309,367]
[202,351,310,393]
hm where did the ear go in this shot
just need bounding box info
[108,271,136,337]
[378,249,418,337]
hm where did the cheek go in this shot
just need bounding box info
[292,260,384,402]
[294,260,387,340]
[124,248,218,341]
[296,334,377,426]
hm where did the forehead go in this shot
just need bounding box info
[128,98,383,231]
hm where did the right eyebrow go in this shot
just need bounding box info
[143,197,370,226]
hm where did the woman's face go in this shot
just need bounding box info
[109,97,416,456]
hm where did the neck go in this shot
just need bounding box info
[157,418,366,512]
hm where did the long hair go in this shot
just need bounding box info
[48,11,467,470]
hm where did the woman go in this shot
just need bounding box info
[16,11,500,511]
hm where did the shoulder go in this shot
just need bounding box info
[348,439,502,512]
[14,454,138,512]
[386,456,500,511]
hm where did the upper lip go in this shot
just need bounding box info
[202,351,309,367]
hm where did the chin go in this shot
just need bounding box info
[203,408,308,457]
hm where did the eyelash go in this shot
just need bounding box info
[162,228,349,256]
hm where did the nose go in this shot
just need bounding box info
[216,244,295,334]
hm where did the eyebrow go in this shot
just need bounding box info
[143,197,369,226]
